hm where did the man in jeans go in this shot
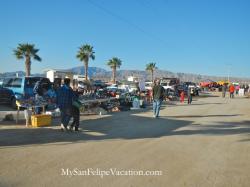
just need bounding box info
[187,87,193,104]
[152,79,165,118]
[56,78,74,131]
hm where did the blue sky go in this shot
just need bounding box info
[0,0,250,78]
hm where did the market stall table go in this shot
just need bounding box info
[16,102,46,124]
[78,97,118,114]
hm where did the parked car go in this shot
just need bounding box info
[2,76,51,100]
[183,82,199,96]
[145,81,153,90]
[0,78,3,86]
[0,85,16,108]
[77,81,87,92]
[128,83,139,93]
[165,88,179,101]
[160,77,180,92]
[106,84,118,90]
[93,80,106,89]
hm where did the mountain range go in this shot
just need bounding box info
[1,66,250,84]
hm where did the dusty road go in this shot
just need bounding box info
[0,94,250,187]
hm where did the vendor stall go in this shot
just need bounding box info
[16,93,56,126]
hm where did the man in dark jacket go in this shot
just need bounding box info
[70,88,80,132]
[222,83,227,98]
[56,78,74,131]
[187,87,193,104]
[152,79,165,118]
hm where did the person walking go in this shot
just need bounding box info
[235,84,240,96]
[187,87,193,104]
[33,80,44,114]
[56,78,74,131]
[222,83,227,98]
[180,90,185,103]
[229,84,235,99]
[70,88,81,132]
[146,89,153,104]
[152,79,165,118]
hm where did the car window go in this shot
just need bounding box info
[11,78,22,88]
[161,83,169,86]
[3,78,13,87]
[169,80,178,86]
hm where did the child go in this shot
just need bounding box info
[180,90,185,103]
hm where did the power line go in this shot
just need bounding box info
[87,0,168,46]
[135,0,163,18]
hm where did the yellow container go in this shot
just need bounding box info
[31,114,51,127]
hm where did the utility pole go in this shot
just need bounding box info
[227,64,231,83]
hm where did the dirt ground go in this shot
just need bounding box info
[0,93,250,187]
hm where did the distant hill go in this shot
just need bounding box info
[0,71,25,78]
[68,66,108,77]
[0,71,44,78]
[1,66,250,84]
[68,66,250,83]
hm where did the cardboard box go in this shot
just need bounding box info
[31,114,51,127]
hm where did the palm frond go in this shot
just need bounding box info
[146,62,157,71]
[107,57,122,68]
[76,44,95,62]
[13,43,41,61]
[34,55,42,61]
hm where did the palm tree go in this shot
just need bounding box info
[13,43,42,76]
[76,44,95,81]
[146,63,157,82]
[107,57,122,83]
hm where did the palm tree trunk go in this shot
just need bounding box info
[112,67,116,84]
[84,60,88,81]
[25,56,31,76]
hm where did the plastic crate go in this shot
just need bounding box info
[31,114,51,127]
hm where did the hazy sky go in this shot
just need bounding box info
[0,0,249,77]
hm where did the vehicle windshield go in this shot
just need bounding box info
[161,83,169,86]
[25,77,42,88]
[25,77,51,89]
[130,85,137,88]
[107,88,117,92]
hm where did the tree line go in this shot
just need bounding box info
[13,43,158,83]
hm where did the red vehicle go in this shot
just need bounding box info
[106,88,118,97]
[199,80,217,87]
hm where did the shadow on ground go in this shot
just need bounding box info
[170,120,250,136]
[239,134,250,142]
[172,102,225,106]
[0,111,191,147]
[166,114,241,118]
[1,107,250,147]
